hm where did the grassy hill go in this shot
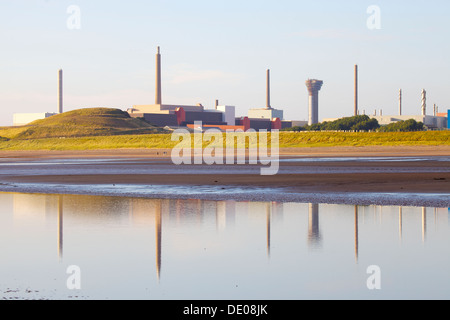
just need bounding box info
[0,108,166,140]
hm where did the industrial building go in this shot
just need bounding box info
[371,114,447,129]
[13,112,57,126]
[369,87,448,129]
[128,47,240,130]
[127,48,288,132]
[13,69,63,126]
[448,110,450,129]
[247,69,284,121]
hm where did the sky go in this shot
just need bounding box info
[0,0,449,126]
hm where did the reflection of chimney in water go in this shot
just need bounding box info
[155,201,162,281]
[58,195,63,260]
[266,203,271,258]
[354,205,359,263]
[422,207,426,243]
[308,203,321,248]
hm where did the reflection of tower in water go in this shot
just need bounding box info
[266,203,271,257]
[307,203,321,248]
[263,202,283,258]
[155,201,162,281]
[354,206,358,263]
[57,195,63,260]
[422,207,427,243]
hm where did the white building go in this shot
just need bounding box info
[13,113,57,126]
[371,115,447,129]
[216,105,236,126]
[248,107,284,120]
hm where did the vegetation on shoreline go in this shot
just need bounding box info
[0,131,448,151]
[0,108,448,151]
[282,115,426,132]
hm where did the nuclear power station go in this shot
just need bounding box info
[128,47,305,131]
[10,48,448,130]
[305,79,324,125]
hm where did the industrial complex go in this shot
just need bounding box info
[12,48,449,130]
[127,47,303,131]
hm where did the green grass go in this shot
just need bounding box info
[0,107,448,151]
[0,107,163,140]
[277,131,450,147]
[0,130,448,151]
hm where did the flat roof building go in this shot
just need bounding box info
[13,113,57,126]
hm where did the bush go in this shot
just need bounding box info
[282,115,380,132]
[378,119,424,132]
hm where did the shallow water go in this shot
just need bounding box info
[1,192,449,300]
[0,156,448,177]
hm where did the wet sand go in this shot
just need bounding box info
[0,145,449,159]
[0,146,449,206]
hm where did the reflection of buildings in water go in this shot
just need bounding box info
[13,193,447,283]
[216,201,236,231]
[307,203,321,248]
[12,194,64,260]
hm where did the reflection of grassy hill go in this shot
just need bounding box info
[0,108,165,140]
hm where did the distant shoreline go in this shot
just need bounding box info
[0,145,449,159]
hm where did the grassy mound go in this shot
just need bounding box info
[0,108,166,140]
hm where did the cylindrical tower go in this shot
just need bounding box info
[354,65,358,116]
[421,89,426,116]
[155,46,162,105]
[306,79,324,125]
[58,69,63,114]
[399,89,402,116]
[266,69,271,109]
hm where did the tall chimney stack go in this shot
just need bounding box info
[421,89,426,116]
[399,89,402,116]
[58,69,63,114]
[354,65,358,116]
[155,46,162,105]
[266,69,271,109]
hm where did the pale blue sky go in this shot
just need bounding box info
[0,0,449,126]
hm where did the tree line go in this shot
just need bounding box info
[283,115,425,132]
